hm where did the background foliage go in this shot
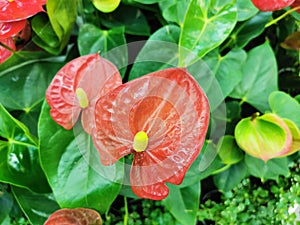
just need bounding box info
[0,0,299,224]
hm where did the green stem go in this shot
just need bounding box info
[265,6,300,28]
[211,164,231,175]
[0,42,16,53]
[124,196,128,225]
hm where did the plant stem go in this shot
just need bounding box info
[124,196,129,225]
[265,6,300,28]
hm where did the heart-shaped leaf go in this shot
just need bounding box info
[230,42,278,112]
[0,103,50,193]
[179,0,237,66]
[77,24,127,77]
[38,102,124,213]
[217,135,244,165]
[163,182,200,225]
[12,186,60,225]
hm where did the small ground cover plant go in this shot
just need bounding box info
[0,0,300,225]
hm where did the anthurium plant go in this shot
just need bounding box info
[0,0,299,225]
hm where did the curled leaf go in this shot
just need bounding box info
[44,208,102,225]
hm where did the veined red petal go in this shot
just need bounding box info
[0,0,47,22]
[44,208,102,225]
[46,54,122,133]
[0,37,15,63]
[93,68,210,200]
[0,20,26,39]
[251,0,295,11]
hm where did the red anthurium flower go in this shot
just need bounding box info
[251,0,295,11]
[0,0,47,22]
[0,20,26,39]
[46,53,122,134]
[92,68,210,200]
[0,37,15,63]
[44,208,102,225]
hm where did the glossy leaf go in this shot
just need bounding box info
[99,5,150,36]
[39,102,124,213]
[0,184,13,224]
[251,0,295,11]
[213,160,248,192]
[0,37,15,63]
[92,0,120,13]
[163,182,200,225]
[245,154,289,181]
[0,103,50,193]
[203,49,247,99]
[230,12,272,48]
[31,14,61,55]
[0,0,46,22]
[0,20,26,39]
[217,135,244,165]
[93,68,210,200]
[12,186,60,225]
[230,42,278,112]
[46,0,77,50]
[179,0,237,66]
[0,51,63,111]
[77,24,127,77]
[129,25,181,80]
[158,0,190,26]
[181,141,223,187]
[44,208,102,225]
[236,0,258,21]
[269,91,300,128]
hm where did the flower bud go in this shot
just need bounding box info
[235,113,293,162]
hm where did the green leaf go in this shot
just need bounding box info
[163,182,200,225]
[0,51,64,111]
[129,25,181,80]
[181,141,223,187]
[0,104,50,193]
[179,0,237,66]
[99,5,150,36]
[77,24,127,77]
[217,135,244,165]
[203,49,247,99]
[132,0,160,3]
[31,14,62,55]
[0,184,13,224]
[229,42,278,112]
[269,91,300,129]
[230,12,272,48]
[38,102,124,213]
[245,154,289,181]
[213,160,248,192]
[159,0,190,26]
[236,0,258,21]
[46,0,77,50]
[12,186,60,225]
[92,0,121,13]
